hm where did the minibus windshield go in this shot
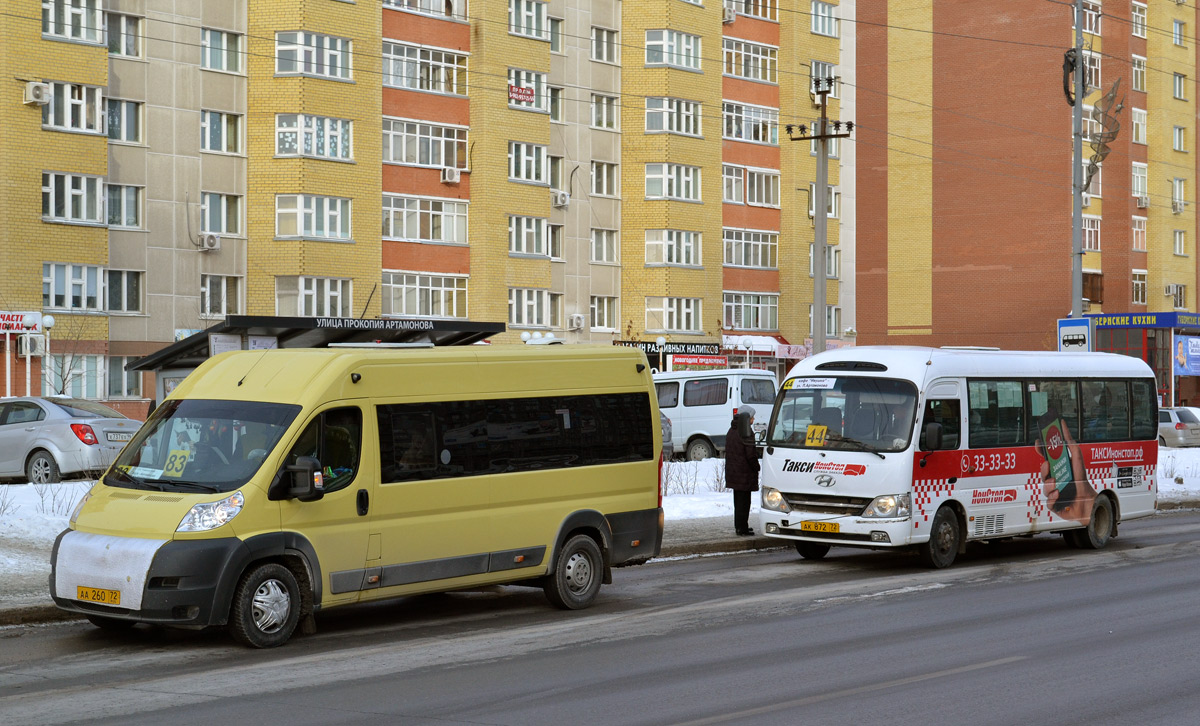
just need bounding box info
[107,399,301,493]
[767,376,919,453]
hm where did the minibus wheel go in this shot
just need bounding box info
[794,541,831,560]
[919,506,960,569]
[544,534,603,610]
[229,563,301,648]
[686,438,715,461]
[1077,496,1114,550]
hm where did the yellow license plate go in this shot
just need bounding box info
[77,586,120,605]
[800,521,840,534]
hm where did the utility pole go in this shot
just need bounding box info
[786,76,853,356]
[1071,0,1085,321]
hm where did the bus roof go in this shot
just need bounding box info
[785,346,1154,385]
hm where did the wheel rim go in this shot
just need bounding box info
[687,443,707,461]
[251,578,291,634]
[933,519,955,556]
[30,457,52,484]
[563,551,594,594]
[1093,502,1112,541]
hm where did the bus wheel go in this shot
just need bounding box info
[919,507,960,569]
[229,563,301,648]
[1078,496,1114,550]
[686,438,715,461]
[794,541,831,560]
[544,534,603,610]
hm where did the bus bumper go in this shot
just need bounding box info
[757,511,917,548]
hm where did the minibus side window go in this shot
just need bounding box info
[1130,379,1157,440]
[1029,380,1080,443]
[284,407,362,494]
[684,378,727,407]
[1080,380,1130,443]
[967,380,1025,448]
[742,379,776,406]
[656,382,679,408]
[920,399,960,450]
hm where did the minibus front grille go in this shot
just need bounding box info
[782,494,872,516]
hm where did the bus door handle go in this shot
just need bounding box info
[356,489,369,517]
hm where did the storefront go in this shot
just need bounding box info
[614,341,724,373]
[1089,312,1200,406]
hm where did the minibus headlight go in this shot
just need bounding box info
[862,493,910,519]
[761,487,791,513]
[68,490,93,527]
[177,491,245,532]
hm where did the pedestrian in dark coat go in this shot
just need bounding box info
[725,406,760,536]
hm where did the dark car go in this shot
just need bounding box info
[660,411,675,460]
[0,397,138,483]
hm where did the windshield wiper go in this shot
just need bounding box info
[139,479,223,493]
[106,468,166,491]
[825,433,887,459]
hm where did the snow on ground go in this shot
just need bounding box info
[3,450,1200,586]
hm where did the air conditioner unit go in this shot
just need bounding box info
[1080,193,1091,207]
[723,6,736,23]
[18,334,46,357]
[567,313,586,330]
[1173,201,1186,214]
[551,190,570,208]
[199,233,221,251]
[440,167,461,184]
[1136,195,1150,208]
[24,81,51,106]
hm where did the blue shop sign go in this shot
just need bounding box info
[1088,312,1200,329]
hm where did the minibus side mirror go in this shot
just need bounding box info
[923,422,943,451]
[287,456,325,502]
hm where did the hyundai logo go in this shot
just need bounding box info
[815,474,836,488]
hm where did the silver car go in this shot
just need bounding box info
[0,397,139,483]
[1158,407,1200,448]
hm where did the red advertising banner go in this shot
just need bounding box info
[671,354,728,368]
[0,311,41,333]
[509,85,536,103]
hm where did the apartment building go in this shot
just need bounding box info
[856,0,1196,352]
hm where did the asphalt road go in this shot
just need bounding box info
[4,511,1200,726]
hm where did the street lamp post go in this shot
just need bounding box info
[655,336,666,372]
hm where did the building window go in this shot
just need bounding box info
[382,271,467,318]
[42,262,101,311]
[383,41,467,95]
[106,185,140,228]
[44,354,102,399]
[382,195,468,244]
[42,172,103,224]
[1131,2,1146,38]
[723,38,777,83]
[1174,284,1188,309]
[200,274,242,317]
[590,296,617,330]
[549,17,563,52]
[811,1,839,37]
[807,183,841,217]
[1083,163,1102,196]
[1132,162,1147,198]
[1173,177,1186,207]
[202,28,242,72]
[201,110,241,153]
[276,195,352,240]
[809,244,841,278]
[106,13,140,57]
[810,135,840,158]
[724,292,778,331]
[105,270,142,313]
[276,32,351,79]
[201,192,240,234]
[1083,51,1101,91]
[42,0,103,43]
[1176,126,1188,152]
[592,27,619,63]
[1083,215,1101,252]
[509,215,548,255]
[808,305,842,337]
[106,99,141,142]
[549,224,564,259]
[591,229,619,263]
[1175,229,1187,256]
[646,163,700,201]
[810,60,839,97]
[277,114,352,160]
[1132,55,1146,92]
[383,0,467,21]
[382,118,467,169]
[1132,108,1146,144]
[731,0,778,22]
[646,297,701,333]
[107,356,141,398]
[1174,19,1186,46]
[1132,270,1147,305]
[42,83,103,133]
[509,288,552,327]
[592,94,618,129]
[746,169,781,207]
[646,229,700,266]
[723,102,779,144]
[1132,216,1147,251]
[724,228,777,269]
[646,97,701,136]
[1075,1,1101,34]
[1083,272,1103,306]
[549,155,564,191]
[509,0,548,40]
[723,165,744,203]
[508,68,549,112]
[646,29,701,70]
[591,161,618,196]
[549,86,563,121]
[300,277,351,317]
[1175,73,1187,100]
[509,141,548,183]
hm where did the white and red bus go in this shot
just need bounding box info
[759,346,1158,568]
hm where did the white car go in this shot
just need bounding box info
[0,397,139,483]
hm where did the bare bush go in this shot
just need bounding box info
[34,482,90,517]
[0,485,16,518]
[709,460,727,491]
[665,461,702,495]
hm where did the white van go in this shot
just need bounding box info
[654,369,778,460]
